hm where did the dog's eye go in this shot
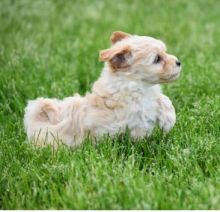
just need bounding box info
[154,55,161,64]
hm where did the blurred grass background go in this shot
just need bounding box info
[0,0,220,209]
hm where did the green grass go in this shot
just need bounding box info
[1,0,220,209]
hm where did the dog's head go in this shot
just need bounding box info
[99,31,181,84]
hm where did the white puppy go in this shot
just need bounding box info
[24,31,181,147]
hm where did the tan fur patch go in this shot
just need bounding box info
[99,45,130,61]
[110,31,130,44]
[99,45,132,71]
[109,48,132,70]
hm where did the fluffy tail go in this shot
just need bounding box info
[24,98,62,146]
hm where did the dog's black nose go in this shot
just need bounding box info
[176,60,181,66]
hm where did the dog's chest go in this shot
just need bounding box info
[126,93,158,129]
[114,85,159,130]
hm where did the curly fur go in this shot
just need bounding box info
[24,31,181,147]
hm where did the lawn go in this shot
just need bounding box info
[1,0,220,209]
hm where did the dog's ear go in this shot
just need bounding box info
[110,31,131,44]
[99,45,132,70]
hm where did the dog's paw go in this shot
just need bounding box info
[157,95,176,132]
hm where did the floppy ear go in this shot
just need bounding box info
[110,31,131,44]
[99,45,132,70]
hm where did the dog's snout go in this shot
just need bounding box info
[176,60,181,66]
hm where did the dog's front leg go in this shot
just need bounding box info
[157,94,176,132]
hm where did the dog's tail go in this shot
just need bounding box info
[24,98,64,146]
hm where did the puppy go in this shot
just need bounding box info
[24,31,181,147]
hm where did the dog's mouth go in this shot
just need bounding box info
[168,72,180,80]
[160,71,181,83]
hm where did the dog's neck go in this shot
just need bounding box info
[92,64,161,98]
